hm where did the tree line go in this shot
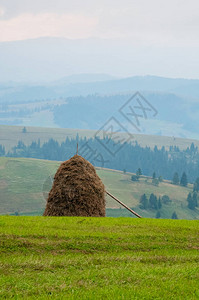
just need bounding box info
[1,136,199,183]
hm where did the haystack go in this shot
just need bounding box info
[43,155,105,217]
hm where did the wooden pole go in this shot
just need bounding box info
[106,190,142,218]
[76,143,78,155]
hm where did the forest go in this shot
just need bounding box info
[0,136,199,183]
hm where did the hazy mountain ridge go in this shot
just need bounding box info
[0,91,198,139]
[1,36,199,84]
[1,74,199,102]
[1,67,199,138]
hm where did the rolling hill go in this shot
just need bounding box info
[1,89,199,139]
[1,124,199,153]
[0,157,198,220]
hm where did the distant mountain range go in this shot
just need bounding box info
[49,74,199,99]
[1,42,199,139]
[1,36,199,83]
[1,74,199,103]
[0,78,199,139]
[0,37,128,82]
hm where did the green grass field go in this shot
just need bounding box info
[0,216,198,299]
[1,124,199,152]
[0,157,198,220]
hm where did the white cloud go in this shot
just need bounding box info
[0,12,98,41]
[94,1,199,46]
[0,0,199,46]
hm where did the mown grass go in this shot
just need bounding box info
[0,216,199,299]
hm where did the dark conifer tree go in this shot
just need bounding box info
[171,211,178,219]
[139,194,148,209]
[149,193,158,209]
[162,195,170,204]
[193,177,199,192]
[158,197,162,209]
[192,192,198,208]
[0,144,5,156]
[172,172,179,185]
[180,172,188,187]
[187,193,194,209]
[22,127,27,133]
[156,211,161,218]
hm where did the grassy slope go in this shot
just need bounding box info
[1,124,199,152]
[97,169,198,220]
[0,216,198,299]
[0,125,95,152]
[0,157,198,219]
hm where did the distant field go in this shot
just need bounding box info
[1,124,199,152]
[0,125,95,152]
[0,157,198,220]
[0,216,198,299]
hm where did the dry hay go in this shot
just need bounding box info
[43,155,105,217]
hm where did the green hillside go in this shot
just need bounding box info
[1,124,199,152]
[0,216,198,299]
[0,157,198,219]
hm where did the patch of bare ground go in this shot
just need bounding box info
[0,180,8,189]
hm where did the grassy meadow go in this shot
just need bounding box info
[0,125,95,152]
[0,157,198,220]
[1,124,199,152]
[0,216,198,299]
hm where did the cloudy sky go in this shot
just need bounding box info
[0,0,199,45]
[0,0,199,80]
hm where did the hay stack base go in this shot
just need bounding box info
[44,155,105,217]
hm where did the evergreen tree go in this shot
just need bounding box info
[139,194,148,209]
[162,195,171,204]
[22,127,27,133]
[172,172,179,185]
[190,142,195,154]
[0,144,5,156]
[131,175,138,181]
[137,168,142,176]
[193,191,198,208]
[158,197,162,209]
[149,193,158,209]
[193,177,199,192]
[152,172,156,179]
[187,192,195,209]
[156,211,161,218]
[180,172,188,187]
[171,211,178,219]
